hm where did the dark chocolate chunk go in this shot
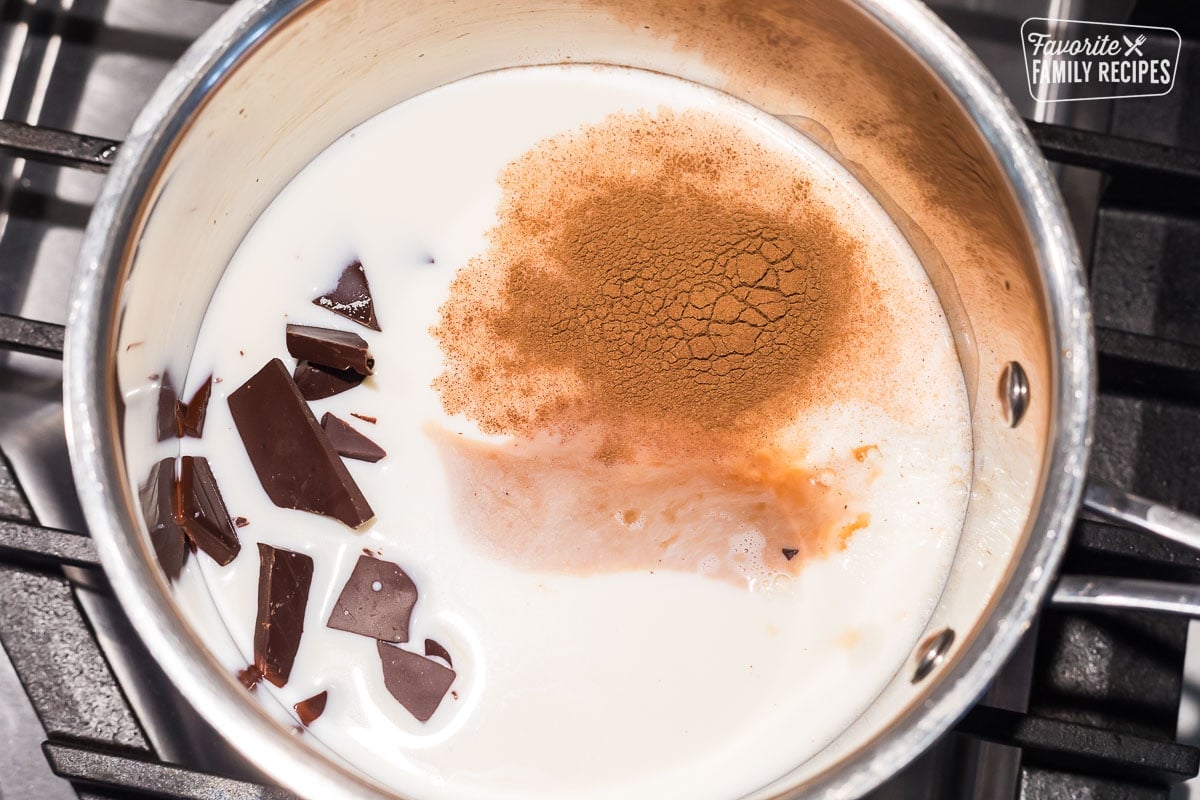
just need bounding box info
[424,639,452,668]
[782,548,798,561]
[327,555,417,642]
[377,643,456,722]
[292,361,366,401]
[156,372,213,440]
[178,456,241,565]
[234,516,250,528]
[150,524,189,580]
[313,260,381,331]
[156,372,180,441]
[294,691,328,726]
[180,376,213,438]
[228,359,374,528]
[139,457,187,580]
[254,543,314,688]
[237,665,261,691]
[285,324,373,376]
[321,413,386,463]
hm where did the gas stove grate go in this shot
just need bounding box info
[0,516,98,568]
[0,310,63,358]
[44,739,291,799]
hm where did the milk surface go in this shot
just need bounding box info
[177,65,971,800]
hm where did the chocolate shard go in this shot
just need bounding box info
[228,359,374,528]
[313,260,381,331]
[782,548,799,561]
[321,413,386,463]
[234,516,250,528]
[327,555,417,642]
[237,665,262,691]
[424,639,453,668]
[156,372,213,440]
[254,543,314,688]
[156,372,181,441]
[285,324,373,376]
[292,361,366,401]
[294,690,328,726]
[377,643,456,722]
[178,456,241,566]
[139,457,187,580]
[180,375,213,438]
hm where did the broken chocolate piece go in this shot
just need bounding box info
[234,516,250,528]
[156,372,214,440]
[156,372,180,441]
[782,548,799,561]
[321,413,386,463]
[424,639,453,668]
[228,359,374,528]
[178,456,241,566]
[292,361,366,401]
[237,665,262,691]
[327,555,417,642]
[294,691,328,726]
[285,324,373,376]
[157,371,216,441]
[139,457,187,580]
[254,543,314,688]
[377,643,456,722]
[350,413,376,424]
[313,260,381,331]
[180,376,213,438]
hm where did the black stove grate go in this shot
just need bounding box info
[2,4,1200,800]
[0,311,63,358]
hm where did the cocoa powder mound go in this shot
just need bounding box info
[434,109,865,454]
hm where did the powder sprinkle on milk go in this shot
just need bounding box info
[433,108,878,584]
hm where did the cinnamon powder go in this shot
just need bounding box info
[434,109,863,454]
[432,109,874,583]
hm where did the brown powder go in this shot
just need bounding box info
[435,109,863,456]
[432,109,876,583]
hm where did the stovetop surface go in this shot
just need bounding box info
[1,1,1199,799]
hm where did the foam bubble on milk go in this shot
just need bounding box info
[174,65,972,800]
[728,531,771,589]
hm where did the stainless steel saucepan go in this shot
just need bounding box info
[62,0,1200,797]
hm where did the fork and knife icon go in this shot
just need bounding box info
[1123,34,1147,56]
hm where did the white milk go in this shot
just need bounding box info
[175,65,971,800]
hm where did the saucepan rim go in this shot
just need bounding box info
[63,0,1093,798]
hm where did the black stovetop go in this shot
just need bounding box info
[1,1,1200,799]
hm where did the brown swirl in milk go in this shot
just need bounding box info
[433,109,886,584]
[429,425,866,585]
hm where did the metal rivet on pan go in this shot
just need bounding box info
[999,361,1029,428]
[912,627,956,684]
